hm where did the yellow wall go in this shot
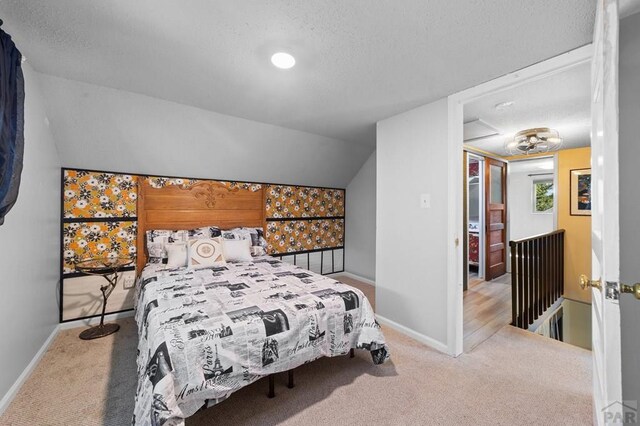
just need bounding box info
[557,147,591,303]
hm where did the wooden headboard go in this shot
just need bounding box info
[136,178,266,272]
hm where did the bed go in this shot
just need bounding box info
[132,179,389,425]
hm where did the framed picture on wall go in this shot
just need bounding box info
[570,168,591,216]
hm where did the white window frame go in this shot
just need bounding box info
[532,178,554,214]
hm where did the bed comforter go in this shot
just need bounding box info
[133,256,389,425]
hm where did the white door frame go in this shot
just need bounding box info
[446,44,593,356]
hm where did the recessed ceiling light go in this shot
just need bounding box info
[495,101,515,111]
[271,52,295,69]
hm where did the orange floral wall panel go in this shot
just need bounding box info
[265,185,344,218]
[63,170,138,218]
[266,219,344,254]
[63,221,137,273]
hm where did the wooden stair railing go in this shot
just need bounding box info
[510,229,565,329]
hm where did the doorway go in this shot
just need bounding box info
[450,45,594,356]
[463,152,509,289]
[463,152,511,352]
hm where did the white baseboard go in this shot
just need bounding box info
[1,310,136,416]
[376,314,450,355]
[0,325,59,416]
[58,310,134,330]
[330,271,375,286]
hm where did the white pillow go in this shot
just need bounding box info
[189,237,226,269]
[222,238,253,262]
[146,229,190,261]
[221,227,267,256]
[165,243,189,268]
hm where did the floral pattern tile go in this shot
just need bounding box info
[265,185,344,219]
[63,170,138,218]
[147,176,261,192]
[266,219,344,254]
[63,221,137,273]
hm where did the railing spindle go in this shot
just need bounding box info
[517,242,524,328]
[551,235,560,300]
[528,239,534,326]
[511,241,518,326]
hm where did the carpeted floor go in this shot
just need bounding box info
[0,277,592,425]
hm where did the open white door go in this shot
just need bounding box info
[589,0,622,423]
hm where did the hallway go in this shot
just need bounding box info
[464,274,512,352]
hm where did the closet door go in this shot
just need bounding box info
[485,158,507,280]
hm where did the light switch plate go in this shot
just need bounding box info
[420,193,431,209]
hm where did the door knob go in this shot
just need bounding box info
[579,274,602,291]
[621,283,640,300]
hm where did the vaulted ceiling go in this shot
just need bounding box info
[1,1,596,146]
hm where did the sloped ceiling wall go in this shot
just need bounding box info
[0,1,596,146]
[37,72,373,188]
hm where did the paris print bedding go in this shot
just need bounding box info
[133,256,389,425]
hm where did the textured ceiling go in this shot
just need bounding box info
[1,1,596,145]
[464,61,591,156]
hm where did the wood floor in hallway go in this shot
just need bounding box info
[464,274,512,352]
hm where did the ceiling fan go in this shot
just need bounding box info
[504,127,563,155]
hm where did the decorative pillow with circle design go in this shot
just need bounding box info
[189,237,226,269]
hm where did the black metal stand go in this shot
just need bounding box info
[79,269,121,340]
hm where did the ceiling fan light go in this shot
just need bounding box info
[505,127,563,155]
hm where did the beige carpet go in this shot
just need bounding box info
[0,278,591,426]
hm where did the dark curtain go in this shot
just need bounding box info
[0,28,24,226]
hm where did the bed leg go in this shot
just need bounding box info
[268,375,275,398]
[287,370,295,389]
[349,348,355,358]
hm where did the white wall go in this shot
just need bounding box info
[508,160,555,242]
[619,10,640,411]
[0,64,60,404]
[345,151,376,281]
[36,73,373,189]
[376,99,450,349]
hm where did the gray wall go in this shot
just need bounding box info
[36,73,373,189]
[376,99,450,349]
[0,64,60,404]
[345,151,376,281]
[619,11,640,410]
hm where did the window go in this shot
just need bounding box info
[533,180,554,213]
